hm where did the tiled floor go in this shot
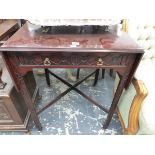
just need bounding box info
[0,69,122,135]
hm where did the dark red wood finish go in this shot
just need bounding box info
[0,23,144,130]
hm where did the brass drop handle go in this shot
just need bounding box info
[43,58,51,66]
[96,57,104,66]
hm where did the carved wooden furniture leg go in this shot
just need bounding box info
[93,69,100,86]
[45,68,51,87]
[17,81,42,131]
[103,74,127,129]
[124,54,143,90]
[76,68,80,80]
[102,69,105,78]
[20,77,42,131]
[110,69,113,77]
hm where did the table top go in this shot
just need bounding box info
[1,22,143,53]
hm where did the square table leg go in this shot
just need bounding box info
[19,77,42,131]
[103,74,127,129]
[45,68,51,87]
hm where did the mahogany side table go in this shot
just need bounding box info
[0,23,144,131]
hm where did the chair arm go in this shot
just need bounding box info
[115,75,148,134]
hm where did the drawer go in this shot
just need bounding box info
[9,52,133,68]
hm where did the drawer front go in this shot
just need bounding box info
[9,52,134,68]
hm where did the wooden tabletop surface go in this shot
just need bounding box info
[1,22,143,53]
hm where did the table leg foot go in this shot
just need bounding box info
[37,95,42,100]
[102,122,109,129]
[38,125,42,131]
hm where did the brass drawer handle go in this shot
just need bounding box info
[44,58,51,66]
[96,57,104,66]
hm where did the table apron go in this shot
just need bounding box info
[8,52,136,69]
